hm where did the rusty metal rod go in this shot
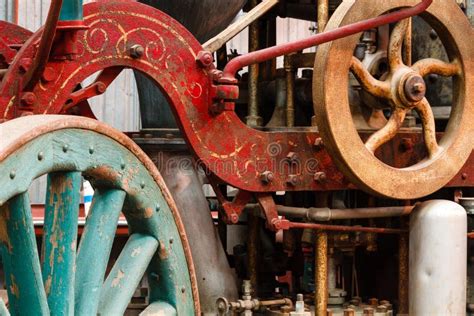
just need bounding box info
[317,0,329,32]
[289,222,407,235]
[246,0,262,127]
[277,205,414,221]
[220,0,433,82]
[315,230,328,315]
[398,232,409,314]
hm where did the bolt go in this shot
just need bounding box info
[96,82,106,94]
[21,92,36,107]
[287,174,298,186]
[412,82,424,93]
[314,137,324,150]
[197,51,214,68]
[462,173,468,180]
[286,152,299,164]
[314,172,327,183]
[41,67,58,83]
[429,29,438,40]
[260,171,274,184]
[229,213,239,224]
[404,75,426,103]
[363,308,375,316]
[129,44,144,59]
[295,293,305,312]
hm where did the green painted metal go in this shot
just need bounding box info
[0,193,49,315]
[42,172,81,315]
[0,124,195,314]
[74,188,126,315]
[98,234,159,314]
[59,0,83,21]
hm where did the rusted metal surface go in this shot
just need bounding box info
[314,0,474,199]
[315,230,328,316]
[398,230,409,314]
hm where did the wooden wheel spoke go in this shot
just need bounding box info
[74,188,126,315]
[98,234,159,315]
[415,98,440,158]
[365,108,406,153]
[389,19,410,70]
[412,58,460,78]
[0,193,49,315]
[42,172,82,314]
[350,57,391,100]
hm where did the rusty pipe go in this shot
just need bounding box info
[220,0,433,83]
[289,222,407,235]
[318,0,329,32]
[315,230,328,315]
[277,205,414,221]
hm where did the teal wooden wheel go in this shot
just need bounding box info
[0,116,199,315]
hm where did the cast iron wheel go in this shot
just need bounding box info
[0,115,199,315]
[313,0,474,199]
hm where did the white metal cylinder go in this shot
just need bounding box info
[409,200,467,315]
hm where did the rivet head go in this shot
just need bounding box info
[37,152,44,161]
[129,44,144,59]
[140,181,146,189]
[9,171,16,179]
[314,172,327,183]
[169,238,174,244]
[181,286,186,293]
[62,144,69,153]
[156,204,161,212]
[260,171,274,184]
[89,146,94,154]
[120,160,126,170]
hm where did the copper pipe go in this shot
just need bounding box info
[289,222,407,235]
[398,232,409,314]
[317,0,329,32]
[246,0,262,127]
[315,230,328,315]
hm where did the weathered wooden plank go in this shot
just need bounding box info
[42,172,81,315]
[74,188,126,315]
[0,193,49,315]
[98,234,158,315]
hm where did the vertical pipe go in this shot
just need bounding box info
[285,56,296,127]
[247,0,262,127]
[248,212,260,295]
[398,232,409,314]
[404,18,412,66]
[315,230,328,316]
[317,0,329,32]
[59,0,83,21]
[409,200,466,315]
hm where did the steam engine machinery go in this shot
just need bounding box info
[0,0,473,315]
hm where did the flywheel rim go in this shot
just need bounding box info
[313,0,474,199]
[0,115,199,315]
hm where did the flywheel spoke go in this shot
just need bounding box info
[350,57,391,99]
[98,234,159,315]
[388,19,410,70]
[365,108,407,154]
[74,188,126,315]
[412,58,460,77]
[0,193,49,315]
[42,172,81,315]
[415,98,440,158]
[141,302,177,315]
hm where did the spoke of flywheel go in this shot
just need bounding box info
[141,301,177,315]
[415,98,440,158]
[98,234,159,315]
[412,58,460,78]
[0,193,49,315]
[42,172,81,314]
[74,188,126,315]
[350,57,391,99]
[365,108,407,154]
[388,19,410,70]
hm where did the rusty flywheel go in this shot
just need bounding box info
[313,0,474,199]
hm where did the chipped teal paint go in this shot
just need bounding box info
[0,193,49,315]
[0,128,195,315]
[43,172,81,315]
[60,0,83,21]
[74,189,126,315]
[99,234,159,314]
